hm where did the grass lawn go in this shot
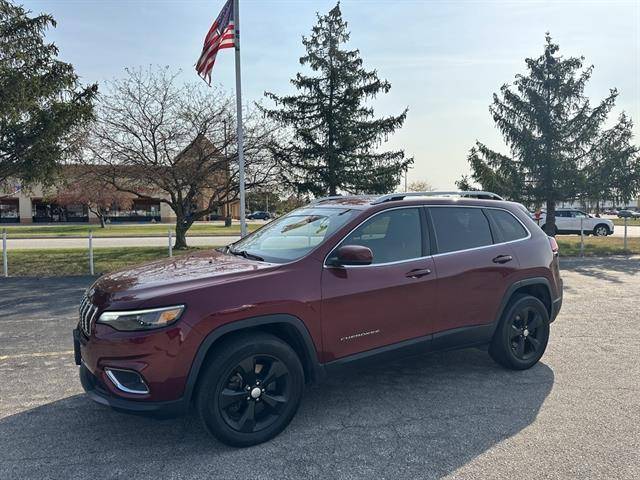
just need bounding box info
[556,235,640,256]
[4,247,207,277]
[611,218,640,227]
[0,223,260,238]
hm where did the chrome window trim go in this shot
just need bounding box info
[326,254,434,269]
[105,368,150,395]
[428,205,531,258]
[323,204,532,268]
[323,205,428,269]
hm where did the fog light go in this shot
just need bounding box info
[105,368,149,394]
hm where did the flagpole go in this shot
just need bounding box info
[233,0,247,237]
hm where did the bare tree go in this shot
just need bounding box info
[54,166,132,228]
[86,67,278,248]
[407,180,435,192]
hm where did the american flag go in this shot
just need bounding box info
[196,0,235,84]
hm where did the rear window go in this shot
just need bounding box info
[485,209,528,242]
[430,207,493,254]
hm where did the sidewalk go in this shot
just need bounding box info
[6,235,239,250]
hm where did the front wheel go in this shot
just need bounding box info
[195,333,304,447]
[489,294,550,370]
[593,224,609,236]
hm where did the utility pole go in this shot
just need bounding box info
[404,166,408,192]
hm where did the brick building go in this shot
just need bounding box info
[0,172,239,224]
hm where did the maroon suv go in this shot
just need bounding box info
[73,194,563,446]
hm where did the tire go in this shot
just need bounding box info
[593,224,609,237]
[195,332,304,447]
[489,294,550,370]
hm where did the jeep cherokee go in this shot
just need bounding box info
[73,193,563,447]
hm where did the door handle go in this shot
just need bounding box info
[492,254,513,264]
[406,268,432,278]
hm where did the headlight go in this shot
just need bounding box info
[97,305,185,331]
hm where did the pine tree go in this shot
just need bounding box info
[0,0,96,186]
[261,3,411,197]
[464,34,632,235]
[583,113,640,211]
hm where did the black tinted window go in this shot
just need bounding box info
[430,207,493,254]
[338,208,422,264]
[486,209,528,242]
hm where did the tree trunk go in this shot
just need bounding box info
[174,216,191,250]
[544,199,557,236]
[98,215,106,228]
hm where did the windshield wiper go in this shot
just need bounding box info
[228,248,264,262]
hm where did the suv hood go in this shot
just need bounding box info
[88,249,276,307]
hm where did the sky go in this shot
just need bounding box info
[22,0,640,190]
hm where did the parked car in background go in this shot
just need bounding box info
[603,209,619,216]
[618,209,640,219]
[74,192,562,446]
[537,208,614,236]
[247,211,272,220]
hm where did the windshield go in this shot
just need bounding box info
[228,207,358,263]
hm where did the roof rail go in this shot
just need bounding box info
[309,195,346,204]
[371,191,504,204]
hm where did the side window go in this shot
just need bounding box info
[430,207,493,254]
[336,208,423,264]
[485,209,528,242]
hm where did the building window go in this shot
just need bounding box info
[106,199,161,222]
[0,198,19,223]
[32,199,88,223]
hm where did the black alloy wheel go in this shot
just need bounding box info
[219,354,291,434]
[508,306,545,362]
[489,294,550,370]
[196,333,304,447]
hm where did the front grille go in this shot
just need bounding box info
[79,296,99,336]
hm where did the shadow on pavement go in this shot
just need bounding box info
[0,276,94,318]
[560,256,640,285]
[0,348,554,479]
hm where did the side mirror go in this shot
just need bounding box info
[332,245,373,266]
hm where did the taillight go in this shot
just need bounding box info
[548,236,559,254]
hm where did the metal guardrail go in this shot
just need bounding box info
[0,228,178,277]
[2,229,7,277]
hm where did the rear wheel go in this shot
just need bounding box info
[196,333,304,447]
[593,224,609,236]
[489,294,550,370]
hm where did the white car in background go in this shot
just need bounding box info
[535,208,614,236]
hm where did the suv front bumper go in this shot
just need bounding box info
[78,359,188,417]
[74,328,190,417]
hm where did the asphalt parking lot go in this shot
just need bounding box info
[1,257,639,480]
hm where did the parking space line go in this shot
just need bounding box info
[0,350,74,361]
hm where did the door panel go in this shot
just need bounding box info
[321,258,437,361]
[426,206,520,334]
[432,244,519,333]
[320,206,436,361]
